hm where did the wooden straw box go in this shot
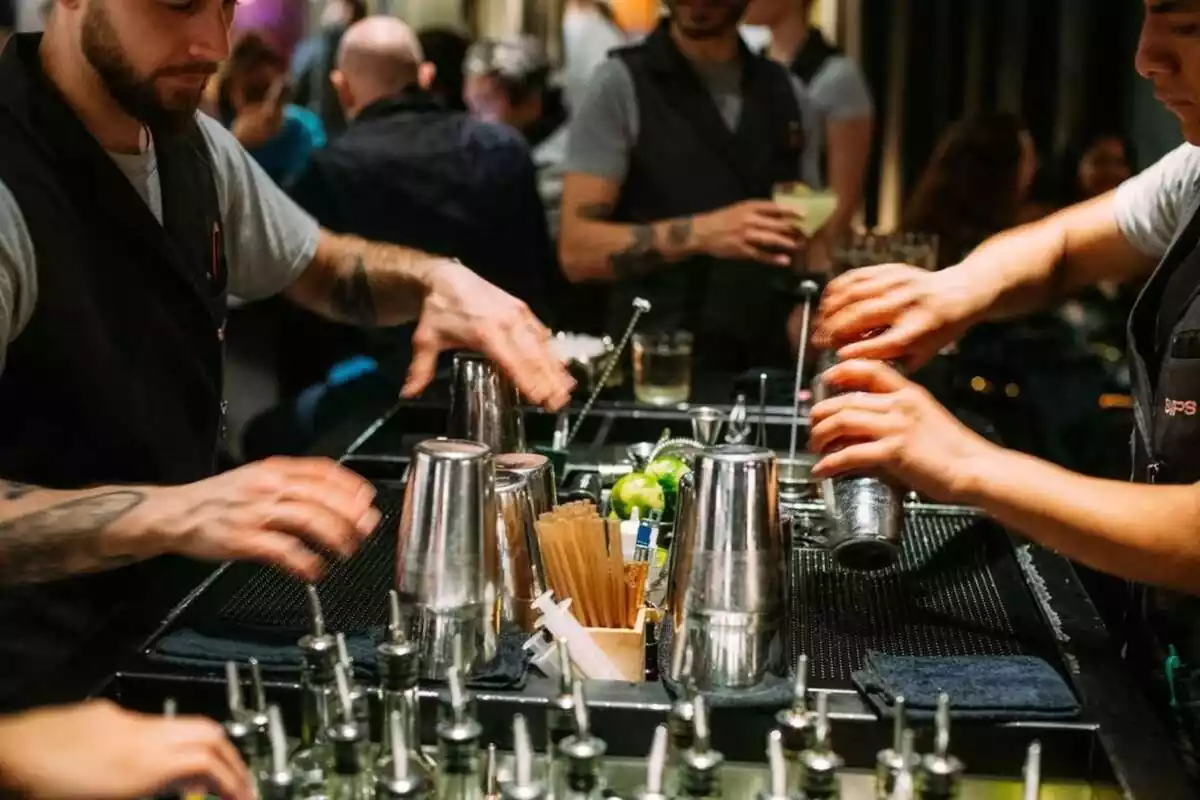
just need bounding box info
[584,607,648,683]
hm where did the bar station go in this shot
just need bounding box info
[104,299,1190,799]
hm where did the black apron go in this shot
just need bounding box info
[1126,189,1200,771]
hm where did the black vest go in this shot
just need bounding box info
[610,21,805,371]
[0,35,227,708]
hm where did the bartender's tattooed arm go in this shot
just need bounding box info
[0,489,146,585]
[561,178,700,283]
[286,231,435,327]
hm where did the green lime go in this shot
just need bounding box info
[610,472,666,520]
[645,455,692,518]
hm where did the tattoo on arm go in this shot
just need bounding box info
[578,201,616,220]
[0,491,147,585]
[330,255,378,327]
[667,217,693,248]
[611,225,666,280]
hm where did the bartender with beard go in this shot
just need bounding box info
[558,0,821,372]
[0,0,571,711]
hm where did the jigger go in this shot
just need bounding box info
[397,438,499,679]
[682,445,782,689]
[447,352,526,453]
[688,407,726,446]
[493,469,548,632]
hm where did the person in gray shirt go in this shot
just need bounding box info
[744,0,874,269]
[809,2,1200,777]
[559,0,820,368]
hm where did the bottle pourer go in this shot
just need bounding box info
[798,692,843,799]
[633,725,670,800]
[1022,741,1042,800]
[917,694,964,799]
[757,730,801,800]
[378,589,431,771]
[162,698,177,718]
[484,744,500,800]
[888,730,916,800]
[327,663,365,778]
[437,632,478,724]
[376,709,428,799]
[667,635,697,754]
[436,666,483,779]
[261,705,297,800]
[775,654,817,761]
[876,696,918,796]
[501,714,546,800]
[245,658,271,762]
[299,584,338,684]
[557,680,608,797]
[547,638,579,754]
[335,631,370,729]
[223,661,256,765]
[679,695,724,798]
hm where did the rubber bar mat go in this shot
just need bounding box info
[786,508,1051,684]
[200,486,407,636]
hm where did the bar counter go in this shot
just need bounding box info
[101,386,1189,798]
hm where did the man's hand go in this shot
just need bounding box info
[808,359,994,503]
[403,260,575,409]
[694,200,804,267]
[116,457,380,583]
[813,264,986,370]
[0,700,253,800]
[231,81,286,149]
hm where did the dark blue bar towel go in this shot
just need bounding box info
[852,650,1080,721]
[149,626,529,690]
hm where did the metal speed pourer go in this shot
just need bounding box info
[375,709,429,800]
[435,666,484,800]
[1022,741,1042,800]
[377,590,432,774]
[500,715,545,800]
[757,731,801,800]
[262,705,298,800]
[798,692,843,799]
[327,664,369,800]
[875,696,918,798]
[775,654,817,790]
[555,681,608,800]
[678,695,724,799]
[223,661,257,768]
[916,695,964,800]
[632,725,670,800]
[294,586,339,793]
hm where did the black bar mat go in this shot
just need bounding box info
[786,507,1055,686]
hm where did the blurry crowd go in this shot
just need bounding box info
[196,0,1143,479]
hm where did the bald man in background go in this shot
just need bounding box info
[252,17,559,458]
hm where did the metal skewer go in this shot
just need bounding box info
[565,297,651,448]
[788,280,820,460]
[757,372,768,448]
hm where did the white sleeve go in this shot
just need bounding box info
[1114,143,1200,258]
[0,179,38,374]
[194,113,321,301]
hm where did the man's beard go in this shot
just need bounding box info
[80,0,213,133]
[666,0,749,40]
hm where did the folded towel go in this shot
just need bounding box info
[852,650,1080,721]
[149,626,529,690]
[657,616,793,709]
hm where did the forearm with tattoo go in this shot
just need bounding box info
[562,198,699,283]
[0,485,148,585]
[288,232,437,327]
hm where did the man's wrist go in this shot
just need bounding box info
[951,441,1015,508]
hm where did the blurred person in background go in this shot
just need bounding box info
[558,0,820,372]
[247,16,558,458]
[218,31,325,188]
[1061,130,1136,204]
[417,27,469,111]
[561,0,626,115]
[900,112,1116,481]
[292,0,367,136]
[465,36,569,237]
[743,0,873,268]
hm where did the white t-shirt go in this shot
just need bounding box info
[0,113,321,373]
[1114,143,1200,258]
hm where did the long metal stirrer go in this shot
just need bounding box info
[789,280,820,460]
[565,297,651,448]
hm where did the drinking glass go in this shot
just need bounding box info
[632,331,693,406]
[772,181,839,238]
